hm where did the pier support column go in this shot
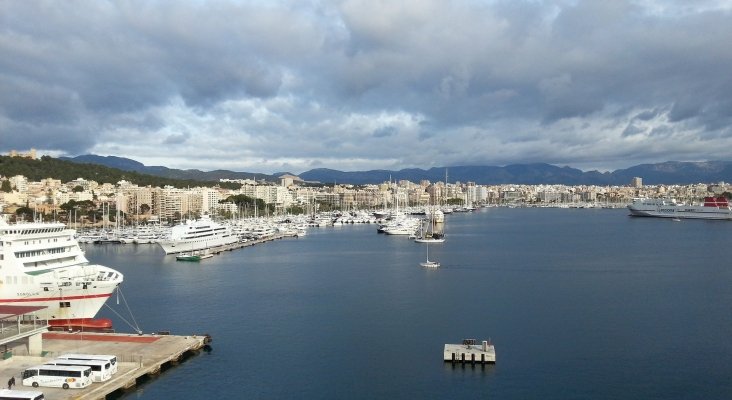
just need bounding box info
[146,365,161,377]
[171,354,182,365]
[28,332,43,355]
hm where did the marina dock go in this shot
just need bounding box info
[172,232,298,259]
[1,331,209,400]
[444,339,495,364]
[208,232,295,253]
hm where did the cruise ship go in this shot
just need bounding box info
[627,197,732,220]
[0,217,124,321]
[158,214,239,254]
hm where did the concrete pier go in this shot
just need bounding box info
[0,331,209,400]
[176,233,298,258]
[444,339,496,364]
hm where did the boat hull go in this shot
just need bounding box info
[627,206,732,220]
[627,197,732,220]
[628,210,732,219]
[48,318,114,332]
[415,238,445,243]
[0,279,118,320]
[160,236,239,254]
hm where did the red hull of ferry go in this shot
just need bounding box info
[48,318,113,332]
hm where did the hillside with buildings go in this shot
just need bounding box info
[2,151,730,226]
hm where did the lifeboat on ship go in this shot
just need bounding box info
[48,318,114,333]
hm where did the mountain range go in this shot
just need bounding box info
[60,155,732,186]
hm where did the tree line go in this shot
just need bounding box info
[0,155,240,189]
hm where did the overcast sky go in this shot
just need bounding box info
[1,0,731,174]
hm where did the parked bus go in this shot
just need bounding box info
[56,354,118,374]
[0,389,44,400]
[21,365,92,390]
[44,359,112,382]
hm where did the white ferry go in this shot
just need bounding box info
[627,197,732,220]
[158,214,238,254]
[0,217,123,321]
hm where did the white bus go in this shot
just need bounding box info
[21,365,93,390]
[56,354,118,374]
[44,359,112,382]
[0,389,45,400]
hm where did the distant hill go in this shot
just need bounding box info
[299,162,732,185]
[60,155,732,185]
[60,155,278,183]
[610,161,732,185]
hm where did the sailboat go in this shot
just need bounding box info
[420,242,440,268]
[415,205,445,243]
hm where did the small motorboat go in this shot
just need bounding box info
[176,253,201,261]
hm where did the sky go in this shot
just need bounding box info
[1,0,732,175]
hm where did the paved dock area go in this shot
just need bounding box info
[0,332,207,400]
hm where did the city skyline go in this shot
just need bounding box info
[2,1,732,174]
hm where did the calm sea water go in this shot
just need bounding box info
[85,208,732,399]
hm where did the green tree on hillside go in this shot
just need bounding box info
[0,180,11,192]
[221,195,269,216]
[0,155,242,189]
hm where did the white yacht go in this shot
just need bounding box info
[0,217,123,321]
[158,214,238,254]
[132,224,167,244]
[382,219,421,235]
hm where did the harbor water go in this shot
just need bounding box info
[86,207,732,399]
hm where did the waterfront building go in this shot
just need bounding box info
[66,177,98,192]
[1,171,731,218]
[538,191,563,203]
[54,190,93,205]
[239,184,294,209]
[9,175,29,192]
[465,182,477,204]
[201,187,224,215]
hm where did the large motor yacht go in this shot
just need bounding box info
[158,214,238,254]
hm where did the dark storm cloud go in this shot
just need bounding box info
[1,0,732,173]
[2,121,94,155]
[0,76,81,124]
